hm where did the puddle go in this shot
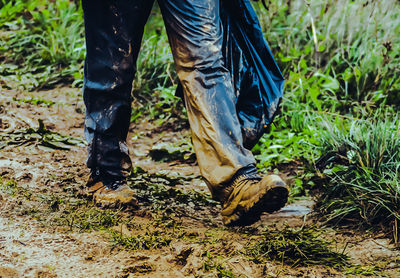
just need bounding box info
[274,199,313,217]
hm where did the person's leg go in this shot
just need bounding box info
[82,0,153,204]
[158,0,257,197]
[158,0,288,225]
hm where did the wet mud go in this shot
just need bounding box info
[0,87,399,277]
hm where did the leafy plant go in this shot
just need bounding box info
[13,96,55,107]
[111,230,172,250]
[0,119,85,150]
[253,111,322,170]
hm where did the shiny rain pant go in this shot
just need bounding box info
[82,0,257,199]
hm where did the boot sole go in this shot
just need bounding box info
[223,184,289,226]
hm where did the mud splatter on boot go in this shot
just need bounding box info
[85,175,137,208]
[221,174,289,226]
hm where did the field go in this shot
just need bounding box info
[0,0,399,277]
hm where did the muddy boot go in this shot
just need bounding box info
[221,174,289,226]
[86,176,137,208]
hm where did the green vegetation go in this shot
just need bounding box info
[0,0,85,89]
[13,96,55,107]
[1,0,400,273]
[111,230,172,250]
[315,117,400,241]
[56,206,123,231]
[258,0,400,111]
[0,176,18,196]
[251,0,400,240]
[247,225,381,275]
[254,0,400,169]
[128,167,217,215]
[121,263,155,275]
[247,226,349,269]
[148,138,195,163]
[202,253,236,278]
[0,119,85,150]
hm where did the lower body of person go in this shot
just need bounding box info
[82,0,288,226]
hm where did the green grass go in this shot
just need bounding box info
[121,263,155,275]
[253,111,322,169]
[111,230,172,250]
[251,0,400,234]
[11,189,125,232]
[56,206,123,232]
[13,96,55,107]
[253,0,400,162]
[0,176,18,196]
[0,0,85,89]
[256,0,400,111]
[247,226,350,269]
[314,116,400,242]
[128,167,217,214]
[247,225,382,275]
[202,252,237,278]
[1,0,400,241]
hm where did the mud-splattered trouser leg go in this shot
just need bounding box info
[158,0,257,200]
[82,0,154,184]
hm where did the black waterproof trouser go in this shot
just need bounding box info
[82,0,257,199]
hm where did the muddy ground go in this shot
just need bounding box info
[0,87,399,278]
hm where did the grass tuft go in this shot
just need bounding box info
[0,176,18,196]
[202,252,236,278]
[111,230,172,250]
[315,116,400,242]
[247,226,349,269]
[0,0,84,89]
[128,167,216,214]
[13,96,55,107]
[121,263,155,275]
[58,206,123,232]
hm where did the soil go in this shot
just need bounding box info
[0,86,399,278]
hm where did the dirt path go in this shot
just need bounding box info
[0,87,399,277]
